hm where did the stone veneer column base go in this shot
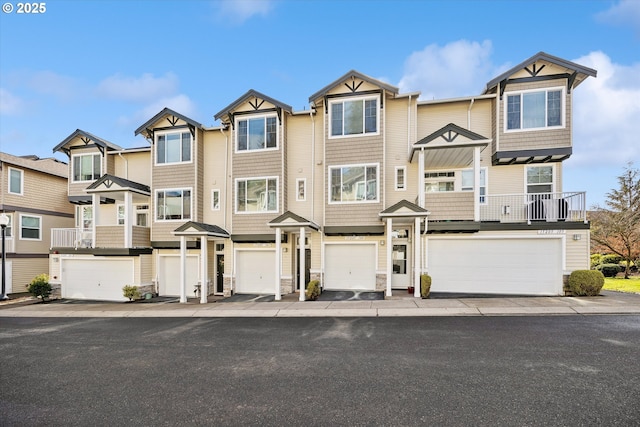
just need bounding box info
[223,276,233,297]
[375,274,386,292]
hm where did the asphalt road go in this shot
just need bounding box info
[1,316,639,426]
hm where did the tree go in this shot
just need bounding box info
[590,162,640,279]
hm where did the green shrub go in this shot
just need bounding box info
[27,274,52,301]
[122,285,141,301]
[305,280,321,301]
[601,254,622,265]
[590,254,602,269]
[568,270,605,296]
[596,263,621,278]
[420,274,432,299]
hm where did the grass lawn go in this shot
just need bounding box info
[603,276,640,294]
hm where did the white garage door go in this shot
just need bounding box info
[235,250,276,294]
[0,260,12,294]
[324,244,376,291]
[62,258,134,301]
[428,237,563,295]
[159,256,199,297]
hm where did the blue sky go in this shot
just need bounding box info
[1,0,639,207]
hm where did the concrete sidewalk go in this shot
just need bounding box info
[1,290,640,318]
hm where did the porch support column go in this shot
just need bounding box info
[124,192,133,248]
[91,193,99,248]
[275,227,282,301]
[200,236,208,304]
[385,218,393,297]
[414,217,421,297]
[299,226,306,301]
[179,235,187,303]
[418,149,425,208]
[474,145,481,222]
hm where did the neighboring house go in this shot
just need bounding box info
[49,51,596,302]
[0,152,74,293]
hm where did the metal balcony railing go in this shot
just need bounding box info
[480,191,587,224]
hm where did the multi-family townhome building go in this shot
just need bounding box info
[49,52,596,302]
[0,153,74,294]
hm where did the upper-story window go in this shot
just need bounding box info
[8,167,23,195]
[330,164,378,203]
[425,171,455,193]
[156,131,191,164]
[526,165,554,194]
[395,167,406,191]
[236,177,278,213]
[505,87,564,131]
[20,214,41,240]
[76,205,93,230]
[236,115,277,152]
[330,96,378,138]
[462,168,487,203]
[156,189,191,220]
[72,153,101,182]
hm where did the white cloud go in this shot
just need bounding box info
[0,88,25,115]
[96,72,179,103]
[596,0,640,36]
[26,71,81,101]
[214,0,274,25]
[398,40,506,100]
[570,51,640,168]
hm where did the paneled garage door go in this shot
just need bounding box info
[324,243,376,291]
[158,255,199,297]
[428,237,563,295]
[62,258,134,301]
[235,250,276,294]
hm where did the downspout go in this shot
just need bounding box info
[220,127,228,230]
[382,90,386,208]
[467,98,475,130]
[407,94,412,157]
[310,106,315,222]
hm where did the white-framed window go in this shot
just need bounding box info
[117,205,125,225]
[211,189,220,210]
[329,164,379,203]
[424,171,455,193]
[329,95,379,138]
[75,205,93,230]
[461,168,488,203]
[235,177,278,213]
[156,189,192,220]
[395,166,406,191]
[156,131,192,164]
[505,87,564,131]
[20,214,41,240]
[236,114,278,152]
[72,153,101,182]
[118,204,149,225]
[8,167,23,195]
[526,165,554,194]
[296,179,306,201]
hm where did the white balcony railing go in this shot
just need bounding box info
[51,228,93,249]
[480,191,587,224]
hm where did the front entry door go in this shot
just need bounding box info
[391,229,411,289]
[296,249,311,290]
[216,254,224,294]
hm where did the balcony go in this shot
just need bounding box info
[51,225,151,249]
[480,191,587,224]
[51,228,93,249]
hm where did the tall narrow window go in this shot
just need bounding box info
[211,189,220,210]
[395,167,406,191]
[296,179,306,201]
[8,168,23,195]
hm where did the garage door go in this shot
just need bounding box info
[428,237,563,295]
[159,255,199,297]
[324,244,376,291]
[235,250,276,294]
[62,258,134,301]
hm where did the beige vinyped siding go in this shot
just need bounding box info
[287,113,314,219]
[96,226,122,247]
[417,98,493,140]
[489,165,525,195]
[14,214,73,254]
[113,151,151,186]
[202,129,228,228]
[151,160,196,241]
[499,79,572,152]
[68,146,110,197]
[196,128,205,223]
[231,116,284,235]
[49,254,61,283]
[425,192,474,221]
[324,106,384,226]
[11,258,48,292]
[385,97,412,207]
[566,230,589,271]
[3,167,73,216]
[132,226,151,247]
